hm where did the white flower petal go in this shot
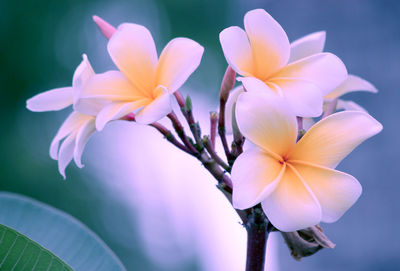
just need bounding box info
[261,165,321,232]
[289,31,326,63]
[244,9,290,79]
[238,77,276,94]
[302,117,316,131]
[235,90,297,157]
[325,74,378,100]
[219,26,254,76]
[289,111,383,168]
[95,100,148,131]
[231,147,285,209]
[156,38,204,93]
[73,118,96,168]
[336,99,368,112]
[72,54,95,101]
[292,162,362,223]
[135,86,172,124]
[273,53,347,95]
[26,87,73,112]
[107,23,158,94]
[49,112,89,159]
[75,71,143,116]
[57,133,76,179]
[224,86,244,134]
[268,78,323,117]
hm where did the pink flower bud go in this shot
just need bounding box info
[92,15,116,40]
[220,66,236,102]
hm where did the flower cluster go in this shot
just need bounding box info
[27,17,204,178]
[27,9,382,233]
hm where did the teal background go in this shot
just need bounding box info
[1,0,399,270]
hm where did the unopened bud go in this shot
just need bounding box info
[92,15,117,40]
[210,111,218,122]
[209,112,218,149]
[185,95,193,112]
[220,66,236,102]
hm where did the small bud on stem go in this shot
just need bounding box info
[219,66,236,103]
[174,91,186,108]
[218,66,236,162]
[231,103,244,159]
[209,112,218,150]
[167,112,199,154]
[92,15,116,39]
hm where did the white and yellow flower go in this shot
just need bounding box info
[220,9,347,118]
[290,31,378,112]
[231,86,382,232]
[76,23,204,130]
[27,55,96,178]
[224,28,376,133]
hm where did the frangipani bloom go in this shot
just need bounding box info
[290,31,378,111]
[76,23,204,130]
[220,9,347,118]
[231,88,382,232]
[27,55,96,178]
[224,30,376,133]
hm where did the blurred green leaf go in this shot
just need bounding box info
[0,223,73,270]
[0,192,126,271]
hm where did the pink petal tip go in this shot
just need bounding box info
[92,15,116,40]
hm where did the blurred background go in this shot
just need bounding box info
[1,0,399,270]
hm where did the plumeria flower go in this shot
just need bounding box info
[224,30,376,134]
[290,31,378,111]
[27,55,96,178]
[324,75,378,113]
[219,9,347,118]
[76,22,204,130]
[289,31,378,129]
[231,86,382,232]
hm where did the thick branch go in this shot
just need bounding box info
[245,209,269,271]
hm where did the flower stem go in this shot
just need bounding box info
[218,66,236,164]
[322,98,338,119]
[149,122,192,155]
[203,136,231,172]
[209,111,218,150]
[167,112,199,154]
[245,209,269,271]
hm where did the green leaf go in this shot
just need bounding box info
[0,224,73,270]
[0,192,126,271]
